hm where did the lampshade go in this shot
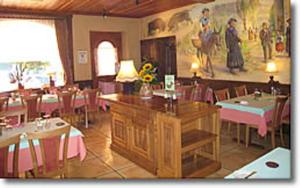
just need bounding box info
[190,62,200,73]
[116,60,139,82]
[265,61,278,73]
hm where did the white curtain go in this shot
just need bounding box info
[0,18,64,92]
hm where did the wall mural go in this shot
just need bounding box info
[142,0,291,84]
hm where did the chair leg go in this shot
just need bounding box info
[245,126,250,148]
[271,129,276,149]
[237,123,240,145]
[280,126,286,146]
[227,122,231,133]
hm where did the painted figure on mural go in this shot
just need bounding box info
[275,30,284,53]
[286,18,291,57]
[198,8,212,68]
[259,22,273,62]
[199,8,210,29]
[225,18,246,74]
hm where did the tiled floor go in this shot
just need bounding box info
[66,111,290,179]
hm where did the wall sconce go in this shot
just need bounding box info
[190,62,200,78]
[265,61,278,87]
[265,61,278,73]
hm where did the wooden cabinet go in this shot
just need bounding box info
[110,103,156,173]
[111,113,129,149]
[101,94,221,178]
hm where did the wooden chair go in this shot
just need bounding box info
[214,88,241,143]
[0,97,9,112]
[83,88,101,127]
[177,86,195,101]
[151,82,165,90]
[214,88,230,102]
[245,96,288,149]
[27,126,71,178]
[21,95,43,122]
[0,134,21,178]
[57,91,77,125]
[234,85,248,97]
[63,84,80,91]
[192,83,209,102]
[1,97,28,126]
[19,89,33,97]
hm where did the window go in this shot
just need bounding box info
[0,18,64,92]
[97,41,118,76]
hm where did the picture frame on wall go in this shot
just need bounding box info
[78,50,88,64]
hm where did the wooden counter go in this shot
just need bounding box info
[100,94,221,178]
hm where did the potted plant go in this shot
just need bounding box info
[9,63,27,90]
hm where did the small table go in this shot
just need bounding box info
[225,147,291,179]
[216,93,290,137]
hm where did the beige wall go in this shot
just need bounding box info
[72,15,142,81]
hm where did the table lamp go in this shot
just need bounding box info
[116,60,139,95]
[190,62,199,78]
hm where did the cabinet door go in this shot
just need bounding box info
[131,115,154,161]
[111,113,130,149]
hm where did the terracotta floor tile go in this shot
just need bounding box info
[67,158,114,178]
[99,152,136,171]
[96,171,123,179]
[117,165,157,179]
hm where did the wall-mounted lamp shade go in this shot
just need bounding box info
[265,61,278,73]
[190,62,200,73]
[116,60,139,82]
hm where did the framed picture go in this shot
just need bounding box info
[78,50,88,64]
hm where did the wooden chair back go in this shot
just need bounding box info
[83,88,100,111]
[214,88,230,102]
[27,125,71,178]
[57,91,76,116]
[177,86,195,101]
[234,85,248,97]
[271,96,288,129]
[21,95,43,121]
[63,84,79,91]
[0,134,21,178]
[19,89,33,97]
[151,82,165,90]
[0,97,9,112]
[192,83,209,102]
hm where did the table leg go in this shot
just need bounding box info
[85,107,89,129]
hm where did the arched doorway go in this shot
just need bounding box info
[90,32,122,88]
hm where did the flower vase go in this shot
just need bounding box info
[18,83,24,90]
[139,83,153,99]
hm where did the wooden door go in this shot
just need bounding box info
[141,36,177,81]
[90,31,122,88]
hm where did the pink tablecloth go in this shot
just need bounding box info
[218,96,290,137]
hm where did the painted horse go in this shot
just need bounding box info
[194,27,222,78]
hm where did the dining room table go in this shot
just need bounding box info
[5,93,98,128]
[7,94,86,115]
[216,93,290,137]
[0,117,87,173]
[225,147,291,179]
